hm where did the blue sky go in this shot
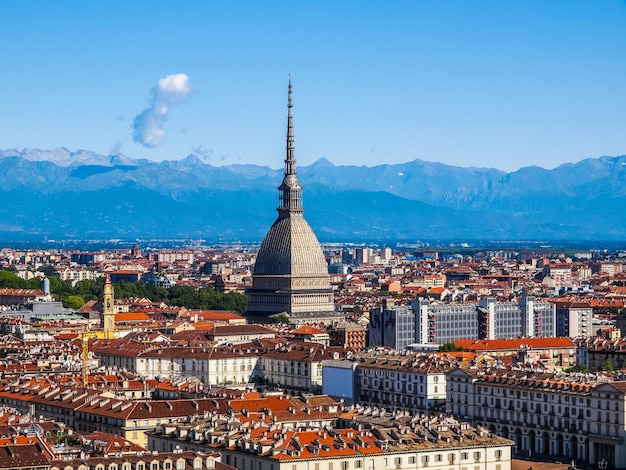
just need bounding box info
[1,1,625,172]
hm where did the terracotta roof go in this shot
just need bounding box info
[0,444,50,468]
[115,312,152,322]
[294,325,327,335]
[455,337,575,351]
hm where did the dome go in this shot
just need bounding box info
[254,214,329,277]
[246,79,339,323]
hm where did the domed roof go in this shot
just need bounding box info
[247,80,337,322]
[254,214,329,277]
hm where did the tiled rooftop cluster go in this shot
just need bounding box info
[149,404,510,461]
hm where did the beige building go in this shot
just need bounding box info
[355,351,454,413]
[260,343,348,394]
[0,384,228,448]
[92,339,264,386]
[448,364,626,468]
[149,413,513,470]
[48,450,227,470]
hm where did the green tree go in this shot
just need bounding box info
[601,359,615,373]
[0,270,28,288]
[563,364,589,374]
[439,342,466,352]
[64,295,86,309]
[74,279,102,302]
[270,314,290,324]
[37,265,57,277]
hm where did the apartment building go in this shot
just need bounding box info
[554,301,593,338]
[454,337,576,368]
[148,412,513,470]
[372,292,556,349]
[259,343,349,394]
[368,304,416,349]
[414,300,477,345]
[0,383,229,448]
[354,351,453,413]
[48,450,228,470]
[575,336,626,372]
[447,364,626,468]
[322,349,454,414]
[91,338,265,386]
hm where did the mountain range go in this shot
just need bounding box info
[1,147,625,244]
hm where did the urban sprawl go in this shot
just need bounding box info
[1,84,624,470]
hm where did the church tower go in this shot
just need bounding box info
[246,80,339,324]
[101,274,116,338]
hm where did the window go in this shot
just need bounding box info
[461,453,468,460]
[421,456,429,464]
[177,461,185,470]
[448,454,455,463]
[435,455,442,462]
[495,450,502,460]
[394,458,401,466]
[473,452,481,461]
[408,457,415,465]
[355,462,362,469]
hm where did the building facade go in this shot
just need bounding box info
[447,366,626,468]
[372,294,558,349]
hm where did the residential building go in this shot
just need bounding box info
[374,293,557,349]
[148,412,513,470]
[414,299,477,345]
[92,338,264,386]
[454,338,576,368]
[259,342,349,394]
[49,450,228,470]
[329,321,367,350]
[447,364,626,468]
[368,303,416,349]
[555,301,593,338]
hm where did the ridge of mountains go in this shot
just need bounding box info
[1,147,626,243]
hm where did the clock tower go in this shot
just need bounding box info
[102,274,116,338]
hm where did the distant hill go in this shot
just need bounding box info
[1,147,625,242]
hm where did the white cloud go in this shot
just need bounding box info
[132,73,192,148]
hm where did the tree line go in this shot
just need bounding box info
[0,270,248,313]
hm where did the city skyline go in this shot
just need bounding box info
[1,1,625,172]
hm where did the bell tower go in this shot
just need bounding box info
[102,274,116,338]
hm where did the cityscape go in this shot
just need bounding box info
[2,3,626,470]
[1,82,626,470]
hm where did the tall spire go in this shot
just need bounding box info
[286,77,295,174]
[278,77,303,218]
